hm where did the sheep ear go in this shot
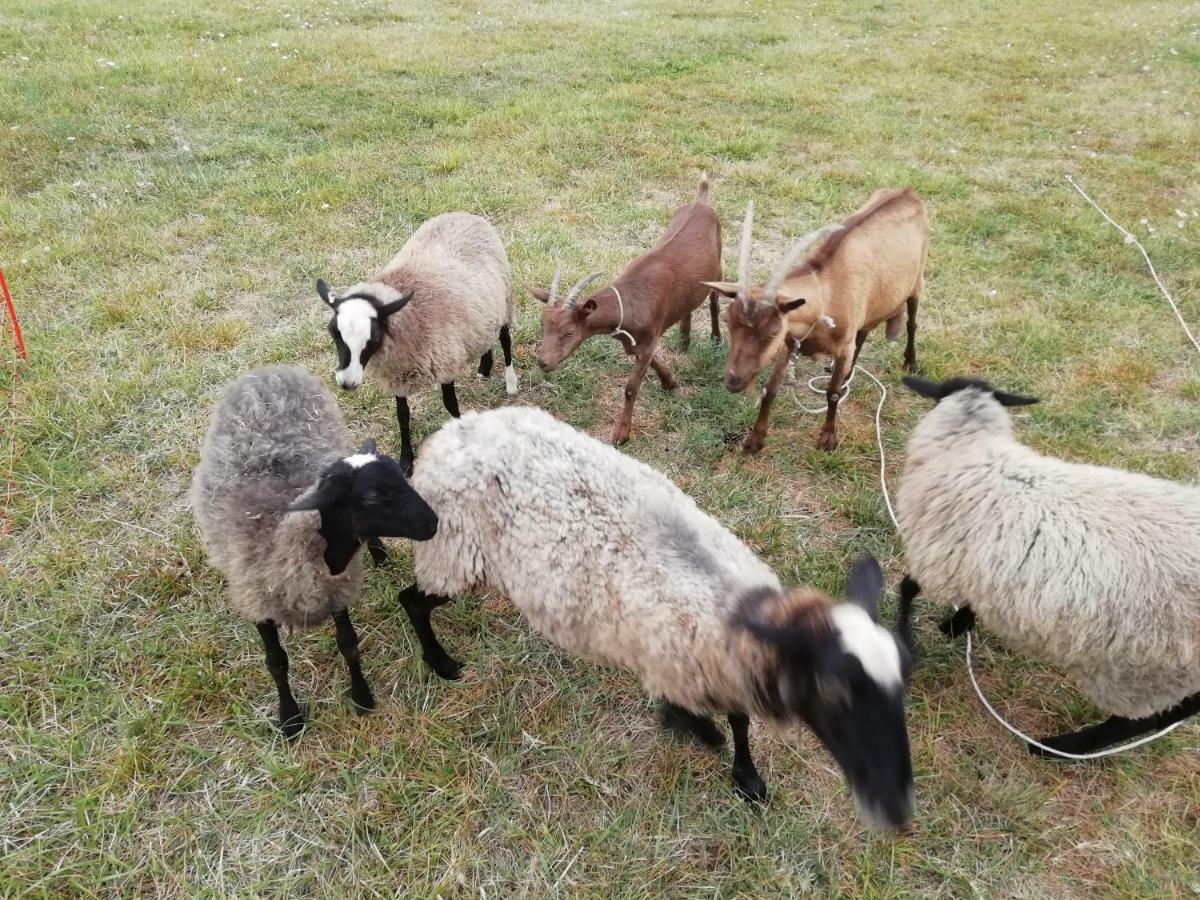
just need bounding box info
[316,279,337,308]
[288,476,348,512]
[358,438,377,455]
[844,555,884,622]
[993,390,1039,407]
[377,293,412,319]
[741,617,817,661]
[901,376,945,400]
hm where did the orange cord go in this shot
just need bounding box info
[1,268,26,360]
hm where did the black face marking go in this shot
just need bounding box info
[328,316,351,371]
[777,647,914,830]
[287,452,439,574]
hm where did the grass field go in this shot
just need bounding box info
[3,0,1200,895]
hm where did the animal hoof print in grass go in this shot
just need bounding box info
[817,429,839,452]
[428,656,463,681]
[733,770,768,805]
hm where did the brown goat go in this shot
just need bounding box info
[531,175,722,444]
[706,188,929,452]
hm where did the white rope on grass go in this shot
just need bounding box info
[1066,174,1200,355]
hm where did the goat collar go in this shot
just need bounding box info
[609,285,638,348]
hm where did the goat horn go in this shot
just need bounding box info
[761,223,844,304]
[735,200,754,307]
[548,262,563,306]
[563,271,602,309]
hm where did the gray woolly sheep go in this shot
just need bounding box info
[400,406,914,829]
[315,212,517,474]
[897,376,1200,756]
[190,365,438,738]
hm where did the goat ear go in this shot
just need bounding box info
[377,293,412,319]
[844,555,884,622]
[701,281,740,299]
[528,285,552,304]
[993,390,1039,407]
[288,475,348,512]
[358,438,377,455]
[577,298,597,316]
[902,375,945,401]
[316,279,336,308]
[778,296,806,313]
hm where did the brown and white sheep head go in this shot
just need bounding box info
[529,267,605,372]
[315,279,411,390]
[736,555,915,832]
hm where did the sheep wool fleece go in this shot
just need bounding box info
[359,212,512,397]
[189,365,363,630]
[412,406,782,714]
[898,388,1200,719]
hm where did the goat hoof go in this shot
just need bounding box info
[817,429,839,452]
[428,655,463,681]
[611,428,631,445]
[741,434,764,454]
[733,768,768,804]
[903,356,917,373]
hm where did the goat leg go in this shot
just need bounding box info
[742,342,792,454]
[611,343,657,445]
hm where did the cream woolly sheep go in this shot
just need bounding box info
[897,376,1200,757]
[316,211,517,473]
[401,406,914,829]
[190,365,438,738]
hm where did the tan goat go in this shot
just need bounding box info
[706,189,929,452]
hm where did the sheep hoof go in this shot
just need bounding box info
[938,607,975,638]
[659,703,726,750]
[399,455,414,478]
[348,685,376,714]
[427,655,463,681]
[279,712,306,741]
[733,767,768,804]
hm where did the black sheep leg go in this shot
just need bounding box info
[499,324,514,367]
[659,701,725,749]
[939,606,976,637]
[398,583,461,679]
[256,621,304,739]
[395,396,414,476]
[897,574,919,655]
[477,350,494,378]
[728,712,767,803]
[333,609,375,713]
[441,383,460,418]
[1030,691,1200,758]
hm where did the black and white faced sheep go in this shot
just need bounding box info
[190,365,438,739]
[315,211,516,474]
[399,406,915,830]
[897,375,1200,756]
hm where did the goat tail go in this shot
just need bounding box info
[696,172,710,204]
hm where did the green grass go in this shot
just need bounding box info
[3,0,1199,895]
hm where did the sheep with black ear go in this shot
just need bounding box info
[189,365,438,738]
[316,211,517,474]
[399,406,914,829]
[897,375,1200,757]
